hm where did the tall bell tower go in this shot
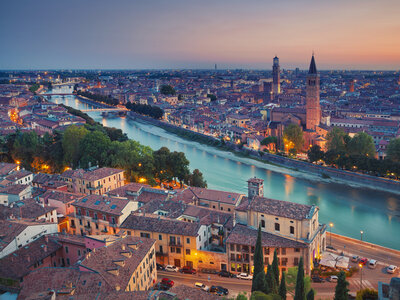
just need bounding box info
[306,54,321,131]
[272,56,280,95]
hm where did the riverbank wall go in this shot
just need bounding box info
[127,111,400,193]
[75,95,115,109]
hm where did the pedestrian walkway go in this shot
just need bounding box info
[348,278,375,290]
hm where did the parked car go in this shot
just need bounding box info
[351,255,359,263]
[165,265,178,272]
[368,259,377,269]
[181,266,196,274]
[152,282,170,291]
[161,278,174,287]
[387,265,398,274]
[201,268,218,274]
[311,276,324,283]
[237,273,253,280]
[218,270,235,278]
[156,263,165,271]
[328,275,338,282]
[209,286,229,296]
[194,282,209,292]
[359,258,368,265]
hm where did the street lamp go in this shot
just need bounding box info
[359,263,363,290]
[329,222,334,247]
[360,230,363,242]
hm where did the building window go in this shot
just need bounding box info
[236,244,241,252]
[281,248,286,255]
[111,217,116,224]
[186,249,190,255]
[294,257,299,266]
[170,247,175,253]
[295,248,300,252]
[127,231,131,236]
[86,211,89,217]
[65,246,69,254]
[176,248,181,254]
[281,258,288,266]
[264,248,269,255]
[66,258,70,265]
[290,226,295,234]
[158,234,162,240]
[230,244,234,251]
[78,250,81,256]
[275,223,280,231]
[186,238,190,244]
[231,254,235,261]
[140,232,150,238]
[261,220,265,228]
[94,213,98,220]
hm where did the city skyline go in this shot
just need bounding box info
[1,0,400,70]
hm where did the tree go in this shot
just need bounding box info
[160,84,176,95]
[236,292,248,300]
[355,288,378,300]
[347,132,375,157]
[261,136,278,151]
[279,271,287,300]
[326,127,348,153]
[306,289,315,300]
[294,257,305,300]
[169,151,190,187]
[153,147,173,184]
[252,226,266,293]
[79,130,111,168]
[387,138,400,162]
[265,264,277,294]
[334,271,349,300]
[271,249,279,287]
[207,93,217,101]
[283,124,304,153]
[62,125,89,168]
[186,169,207,187]
[307,145,324,163]
[250,291,281,300]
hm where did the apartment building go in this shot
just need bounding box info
[61,167,125,195]
[70,194,136,236]
[120,213,207,269]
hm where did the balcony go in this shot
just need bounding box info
[87,184,103,191]
[168,241,183,247]
[156,251,168,257]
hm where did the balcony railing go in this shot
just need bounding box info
[168,241,183,247]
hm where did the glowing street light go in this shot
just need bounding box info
[329,222,334,247]
[360,230,364,242]
[359,263,363,290]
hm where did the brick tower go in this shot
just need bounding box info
[272,56,280,96]
[306,54,321,131]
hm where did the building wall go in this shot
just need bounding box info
[125,228,198,269]
[65,171,125,195]
[227,244,308,274]
[54,242,86,267]
[127,244,157,291]
[0,224,58,259]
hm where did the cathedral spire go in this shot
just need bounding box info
[308,54,317,74]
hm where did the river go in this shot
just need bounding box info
[48,87,400,250]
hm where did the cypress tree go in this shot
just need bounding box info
[279,270,287,300]
[306,289,315,300]
[271,249,280,285]
[265,263,278,294]
[251,225,266,293]
[294,257,305,300]
[334,271,349,300]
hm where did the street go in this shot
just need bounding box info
[156,234,400,299]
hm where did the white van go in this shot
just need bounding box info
[368,259,377,269]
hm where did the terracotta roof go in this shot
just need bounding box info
[226,224,307,248]
[189,187,244,205]
[5,170,33,182]
[0,184,30,195]
[72,194,130,216]
[40,190,83,204]
[79,236,156,291]
[0,162,18,177]
[18,267,114,300]
[236,196,314,220]
[121,213,200,237]
[0,235,62,280]
[108,182,147,198]
[61,167,124,181]
[0,198,56,221]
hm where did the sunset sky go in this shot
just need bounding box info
[1,0,400,70]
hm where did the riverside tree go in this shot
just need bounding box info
[294,257,305,300]
[252,225,266,293]
[387,138,400,162]
[334,271,349,300]
[279,271,287,300]
[306,289,315,300]
[283,124,304,153]
[265,264,277,294]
